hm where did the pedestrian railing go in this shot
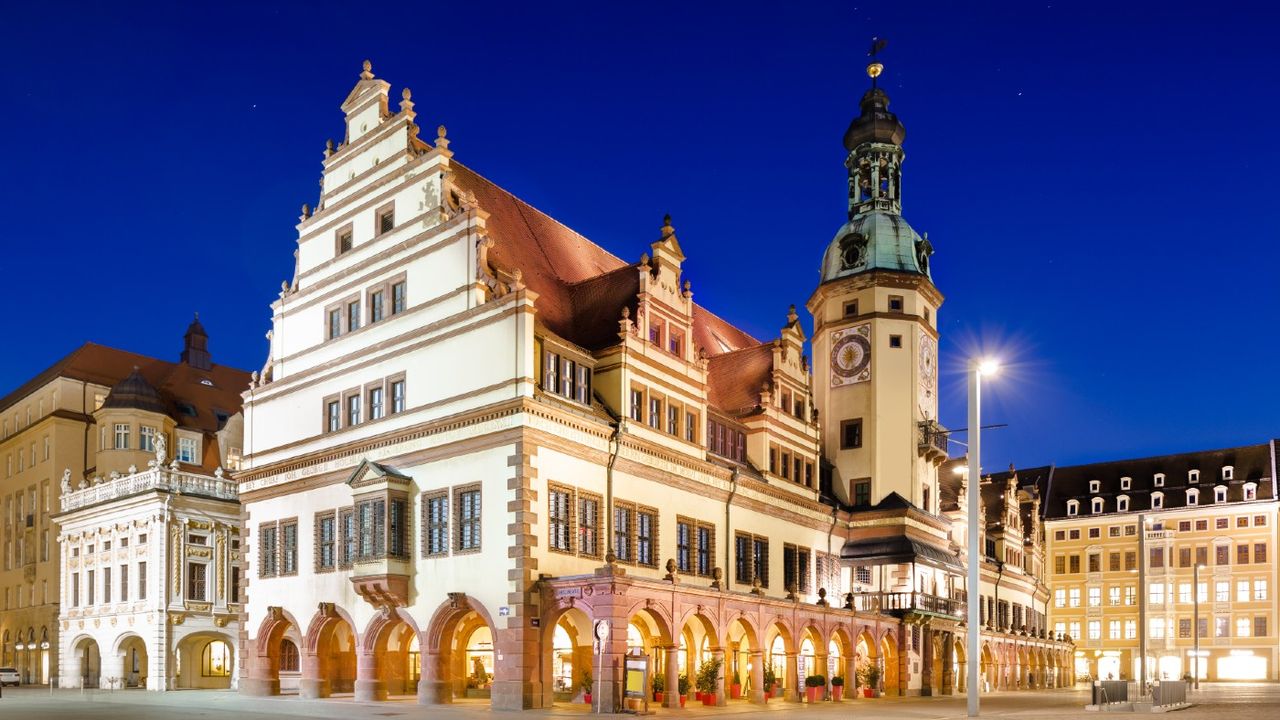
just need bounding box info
[1091,680,1129,705]
[1152,680,1187,706]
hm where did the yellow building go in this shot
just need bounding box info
[1033,441,1279,682]
[0,319,248,686]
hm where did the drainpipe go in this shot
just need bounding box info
[725,468,739,579]
[604,422,622,562]
[993,561,1005,631]
[826,507,839,595]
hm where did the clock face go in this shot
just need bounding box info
[830,325,872,387]
[918,331,937,417]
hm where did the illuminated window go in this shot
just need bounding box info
[1236,618,1251,637]
[202,640,232,677]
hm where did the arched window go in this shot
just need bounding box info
[1151,492,1164,510]
[1214,486,1227,503]
[1186,489,1199,506]
[1117,495,1130,512]
[1067,500,1079,517]
[1243,483,1257,502]
[1091,498,1104,514]
[202,640,232,677]
[279,638,299,673]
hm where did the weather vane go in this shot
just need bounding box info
[867,36,888,88]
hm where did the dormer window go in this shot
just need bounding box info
[1222,466,1234,482]
[1188,469,1200,484]
[1243,483,1257,501]
[1215,486,1227,503]
[1089,480,1101,494]
[1091,498,1104,514]
[1067,500,1079,517]
[1117,495,1130,512]
[542,348,592,405]
[1151,492,1164,509]
[668,330,683,357]
[1120,477,1131,491]
[1186,489,1199,506]
[1153,473,1165,487]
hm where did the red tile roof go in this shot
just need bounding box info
[0,342,250,435]
[706,344,773,417]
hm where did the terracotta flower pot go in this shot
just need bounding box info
[703,694,716,706]
[731,683,741,699]
[863,688,874,698]
[695,691,702,701]
[832,686,844,701]
[806,686,818,703]
[679,694,687,707]
[584,692,592,704]
[654,692,664,703]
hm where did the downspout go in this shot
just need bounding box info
[725,467,739,581]
[993,561,1005,631]
[826,507,838,596]
[81,382,90,478]
[604,422,622,562]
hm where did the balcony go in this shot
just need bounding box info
[60,466,237,512]
[917,420,949,460]
[851,591,964,619]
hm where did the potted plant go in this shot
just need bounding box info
[831,676,845,702]
[696,657,722,706]
[678,674,690,707]
[652,672,665,704]
[731,672,742,699]
[861,664,881,698]
[763,666,777,699]
[581,669,593,705]
[805,674,826,703]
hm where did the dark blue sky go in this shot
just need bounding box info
[3,1,1276,469]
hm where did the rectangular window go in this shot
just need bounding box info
[340,508,355,568]
[676,520,692,572]
[188,563,206,600]
[369,386,385,420]
[549,487,573,553]
[316,512,336,571]
[889,295,904,312]
[667,405,679,436]
[369,290,385,323]
[391,379,406,413]
[685,412,696,443]
[281,521,298,575]
[1124,620,1136,639]
[103,566,112,604]
[1069,588,1080,607]
[629,389,643,422]
[327,400,341,432]
[753,536,769,587]
[697,525,717,578]
[1054,589,1065,608]
[636,508,655,567]
[423,493,449,556]
[114,423,130,450]
[392,281,407,314]
[1179,618,1191,639]
[576,364,591,404]
[329,308,342,339]
[1255,543,1267,563]
[613,504,632,563]
[578,494,600,557]
[735,533,750,584]
[1215,581,1229,602]
[356,498,386,560]
[72,572,80,607]
[231,566,240,603]
[178,436,199,464]
[841,418,863,449]
[560,356,575,399]
[1256,579,1268,601]
[337,228,353,254]
[1069,555,1081,574]
[120,564,128,602]
[854,481,871,506]
[1238,544,1250,564]
[377,206,395,235]
[889,334,903,348]
[259,525,278,577]
[389,497,408,558]
[1216,545,1229,566]
[1151,547,1164,568]
[347,301,361,332]
[1088,620,1101,640]
[347,394,361,426]
[138,561,147,600]
[1088,553,1100,573]
[1179,547,1191,567]
[1125,551,1136,571]
[1109,552,1121,572]
[648,396,662,429]
[140,426,157,453]
[1216,616,1230,638]
[1088,587,1101,607]
[1238,580,1250,603]
[797,547,810,593]
[456,488,481,551]
[1109,586,1120,606]
[1256,616,1267,637]
[668,330,683,357]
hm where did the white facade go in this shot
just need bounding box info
[56,460,241,690]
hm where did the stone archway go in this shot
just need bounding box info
[722,614,761,703]
[540,605,593,708]
[300,603,357,698]
[174,631,236,689]
[69,635,101,689]
[676,609,722,705]
[798,624,825,702]
[879,630,899,696]
[357,608,421,701]
[764,620,797,701]
[980,642,996,691]
[420,594,498,707]
[828,626,855,698]
[243,606,303,696]
[112,633,149,689]
[627,604,676,708]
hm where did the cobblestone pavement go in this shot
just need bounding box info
[0,684,1276,719]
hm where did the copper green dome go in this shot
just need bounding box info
[821,210,932,282]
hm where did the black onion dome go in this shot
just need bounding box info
[843,87,906,151]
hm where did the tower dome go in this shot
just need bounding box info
[819,57,933,285]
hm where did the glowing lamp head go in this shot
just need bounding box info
[978,358,1000,376]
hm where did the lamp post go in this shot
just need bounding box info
[966,358,999,718]
[1193,564,1203,690]
[1137,515,1154,695]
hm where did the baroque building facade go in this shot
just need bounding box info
[235,61,1071,711]
[1029,441,1279,682]
[0,321,248,687]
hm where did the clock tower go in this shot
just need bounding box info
[807,58,947,511]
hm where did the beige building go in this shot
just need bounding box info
[1032,441,1279,682]
[0,320,248,686]
[234,59,1070,713]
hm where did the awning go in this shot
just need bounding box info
[840,534,965,573]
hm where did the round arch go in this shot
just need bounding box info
[174,630,236,689]
[111,632,149,689]
[358,607,423,701]
[421,595,498,706]
[541,604,593,708]
[879,629,899,696]
[68,634,101,689]
[300,603,358,698]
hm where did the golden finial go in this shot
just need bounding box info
[866,37,888,87]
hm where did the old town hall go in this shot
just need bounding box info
[227,59,1072,710]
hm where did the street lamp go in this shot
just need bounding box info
[1193,564,1203,690]
[967,357,999,718]
[1137,514,1154,695]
